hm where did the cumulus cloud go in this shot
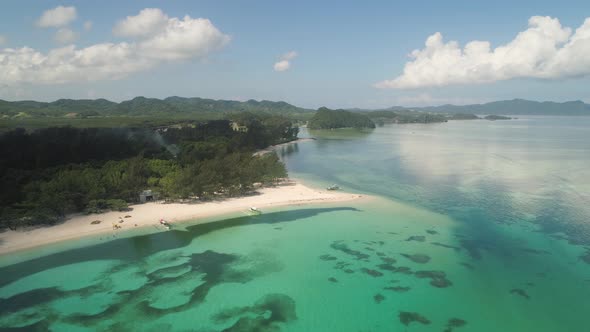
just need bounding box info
[37,6,77,28]
[392,93,486,107]
[84,21,93,31]
[54,28,78,44]
[0,9,230,85]
[113,8,169,37]
[273,60,290,72]
[0,35,6,46]
[274,51,297,72]
[375,16,590,89]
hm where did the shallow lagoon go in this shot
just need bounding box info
[2,116,590,331]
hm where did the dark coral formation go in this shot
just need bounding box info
[415,270,452,288]
[319,254,338,261]
[399,311,431,326]
[405,236,426,242]
[361,268,383,277]
[377,263,414,275]
[377,263,397,272]
[380,257,397,264]
[8,249,286,331]
[373,294,385,303]
[328,277,338,283]
[392,266,413,275]
[0,287,63,314]
[510,288,530,299]
[213,293,297,332]
[384,286,411,293]
[444,318,467,332]
[431,242,462,252]
[460,262,474,270]
[147,264,191,280]
[330,241,370,261]
[521,248,551,255]
[426,229,439,235]
[333,261,354,274]
[458,238,496,260]
[400,253,431,264]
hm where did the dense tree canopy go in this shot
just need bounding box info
[0,113,296,230]
[308,107,375,129]
[367,110,449,124]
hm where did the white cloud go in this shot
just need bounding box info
[137,16,231,60]
[390,93,487,107]
[274,51,298,72]
[37,6,77,28]
[274,60,290,72]
[0,35,6,46]
[54,28,78,44]
[376,16,590,89]
[113,8,169,37]
[0,9,230,85]
[84,21,93,31]
[281,51,298,61]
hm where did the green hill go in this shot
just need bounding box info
[381,99,590,116]
[0,96,313,120]
[308,107,375,129]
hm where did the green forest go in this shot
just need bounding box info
[0,96,314,130]
[308,107,376,129]
[366,110,450,124]
[0,113,298,230]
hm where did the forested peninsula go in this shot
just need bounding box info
[0,113,298,230]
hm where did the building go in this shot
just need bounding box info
[139,190,159,203]
[230,121,248,132]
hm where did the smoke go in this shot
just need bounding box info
[124,128,179,157]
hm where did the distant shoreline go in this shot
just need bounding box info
[0,180,365,255]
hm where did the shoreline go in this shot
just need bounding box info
[0,180,365,256]
[252,137,315,156]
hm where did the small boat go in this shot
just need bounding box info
[159,218,171,230]
[249,207,262,214]
[326,184,340,191]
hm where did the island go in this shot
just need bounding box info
[446,113,480,120]
[484,115,512,120]
[308,107,376,129]
[366,110,449,124]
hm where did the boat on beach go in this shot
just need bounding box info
[327,184,340,191]
[159,218,171,230]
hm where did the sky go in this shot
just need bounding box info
[0,0,590,109]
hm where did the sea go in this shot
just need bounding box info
[1,116,589,331]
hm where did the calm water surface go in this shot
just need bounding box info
[1,117,590,331]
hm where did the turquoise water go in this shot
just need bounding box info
[2,117,590,331]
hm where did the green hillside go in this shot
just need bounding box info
[308,107,375,129]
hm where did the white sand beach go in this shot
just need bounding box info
[0,181,364,255]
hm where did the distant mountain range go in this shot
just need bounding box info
[1,97,589,119]
[373,99,590,116]
[0,96,313,118]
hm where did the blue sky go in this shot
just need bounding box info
[0,0,589,108]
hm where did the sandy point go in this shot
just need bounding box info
[0,180,367,255]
